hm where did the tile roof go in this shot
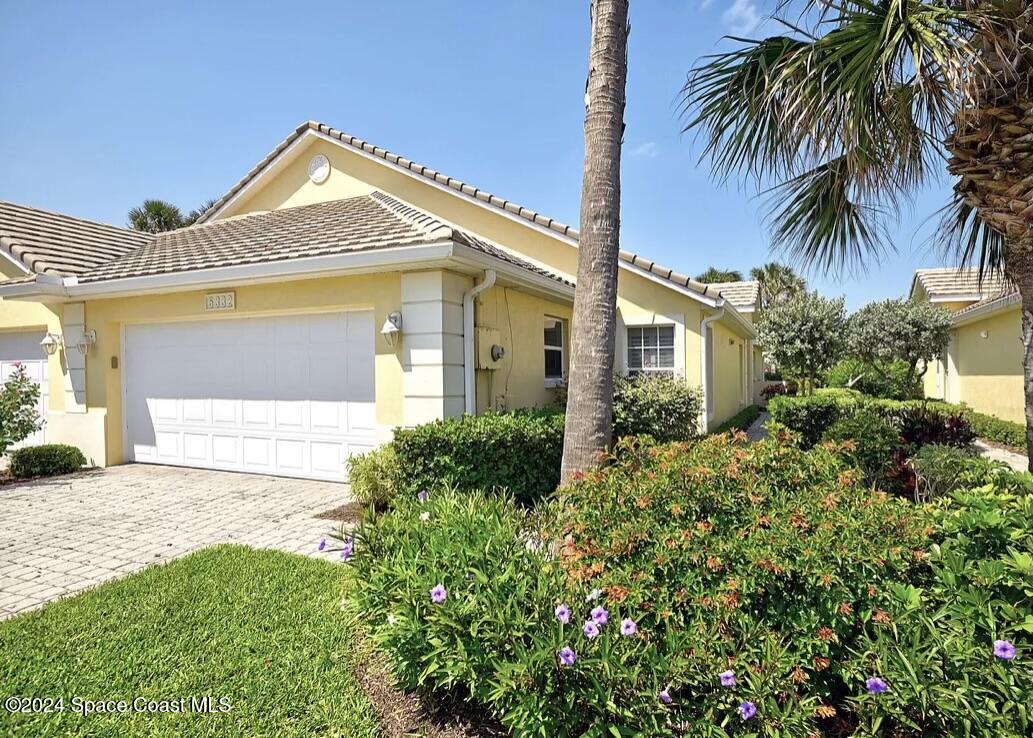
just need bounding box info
[706,280,762,309]
[0,200,150,277]
[74,192,571,288]
[951,287,1020,321]
[911,267,1011,300]
[198,121,718,302]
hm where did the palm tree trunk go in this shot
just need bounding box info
[1005,230,1033,471]
[560,0,629,483]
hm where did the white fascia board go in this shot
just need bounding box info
[951,293,1020,327]
[712,300,756,338]
[929,293,984,303]
[0,248,31,276]
[449,242,574,302]
[1,242,456,302]
[207,128,720,309]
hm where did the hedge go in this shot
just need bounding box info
[9,444,86,478]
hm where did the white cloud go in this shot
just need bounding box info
[721,0,762,35]
[629,141,659,159]
[700,0,717,8]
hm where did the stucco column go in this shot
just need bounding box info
[400,270,470,425]
[61,302,88,413]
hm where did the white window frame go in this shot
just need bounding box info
[616,312,685,378]
[544,315,566,388]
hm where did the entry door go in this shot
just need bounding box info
[0,331,48,447]
[123,312,376,481]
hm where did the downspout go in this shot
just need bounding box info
[699,306,725,433]
[463,269,496,415]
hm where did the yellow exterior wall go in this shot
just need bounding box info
[474,286,572,412]
[80,273,404,466]
[712,321,748,425]
[0,299,66,412]
[953,307,1023,424]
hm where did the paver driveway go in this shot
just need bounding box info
[0,464,354,619]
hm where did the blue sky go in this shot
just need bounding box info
[1,1,955,308]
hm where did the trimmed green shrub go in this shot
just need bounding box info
[825,358,921,400]
[768,392,857,447]
[847,487,1032,737]
[391,409,564,505]
[962,410,1026,451]
[823,413,901,486]
[347,445,400,509]
[910,444,1031,500]
[611,373,703,442]
[9,444,86,478]
[710,403,760,434]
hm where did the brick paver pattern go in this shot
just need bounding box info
[0,464,353,619]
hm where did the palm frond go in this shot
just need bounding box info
[935,192,1007,283]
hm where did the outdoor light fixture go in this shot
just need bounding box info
[381,311,403,347]
[40,332,63,357]
[75,329,97,357]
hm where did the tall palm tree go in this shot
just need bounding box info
[561,0,630,482]
[749,261,806,306]
[186,198,218,226]
[127,199,186,233]
[682,0,1032,466]
[695,266,744,283]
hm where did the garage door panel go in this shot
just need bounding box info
[125,311,375,481]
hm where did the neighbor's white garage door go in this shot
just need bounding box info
[0,331,48,448]
[124,312,376,482]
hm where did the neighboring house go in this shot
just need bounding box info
[705,280,766,405]
[0,121,755,481]
[909,267,1022,423]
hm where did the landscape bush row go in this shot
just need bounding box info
[342,432,1031,737]
[349,373,702,508]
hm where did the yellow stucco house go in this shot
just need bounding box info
[910,267,1022,423]
[0,121,756,481]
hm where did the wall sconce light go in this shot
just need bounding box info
[40,332,64,357]
[381,312,403,347]
[76,329,97,356]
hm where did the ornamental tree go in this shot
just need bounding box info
[848,299,952,388]
[0,363,41,455]
[756,292,847,395]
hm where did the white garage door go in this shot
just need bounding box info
[0,331,48,448]
[124,311,376,482]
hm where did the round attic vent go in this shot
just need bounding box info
[307,154,331,184]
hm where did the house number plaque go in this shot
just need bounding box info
[204,291,236,312]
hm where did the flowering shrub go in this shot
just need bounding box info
[846,487,1032,737]
[390,409,564,505]
[761,382,794,401]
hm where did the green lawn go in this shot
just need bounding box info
[0,545,380,738]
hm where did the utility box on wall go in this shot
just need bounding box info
[475,327,502,369]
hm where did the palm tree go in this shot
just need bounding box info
[127,199,186,233]
[186,198,218,226]
[560,0,630,483]
[695,266,744,283]
[749,261,806,306]
[682,0,1032,467]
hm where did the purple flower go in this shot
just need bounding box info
[558,646,577,666]
[340,536,354,562]
[866,677,888,694]
[555,604,571,624]
[430,583,447,604]
[719,670,736,687]
[417,489,429,503]
[582,620,600,639]
[658,689,672,705]
[590,605,609,625]
[620,618,637,636]
[993,640,1016,660]
[738,701,757,721]
[318,537,326,551]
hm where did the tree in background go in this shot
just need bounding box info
[695,266,743,283]
[682,1,1032,467]
[127,199,186,233]
[756,292,846,395]
[128,198,216,233]
[749,261,806,306]
[848,299,952,389]
[560,0,630,482]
